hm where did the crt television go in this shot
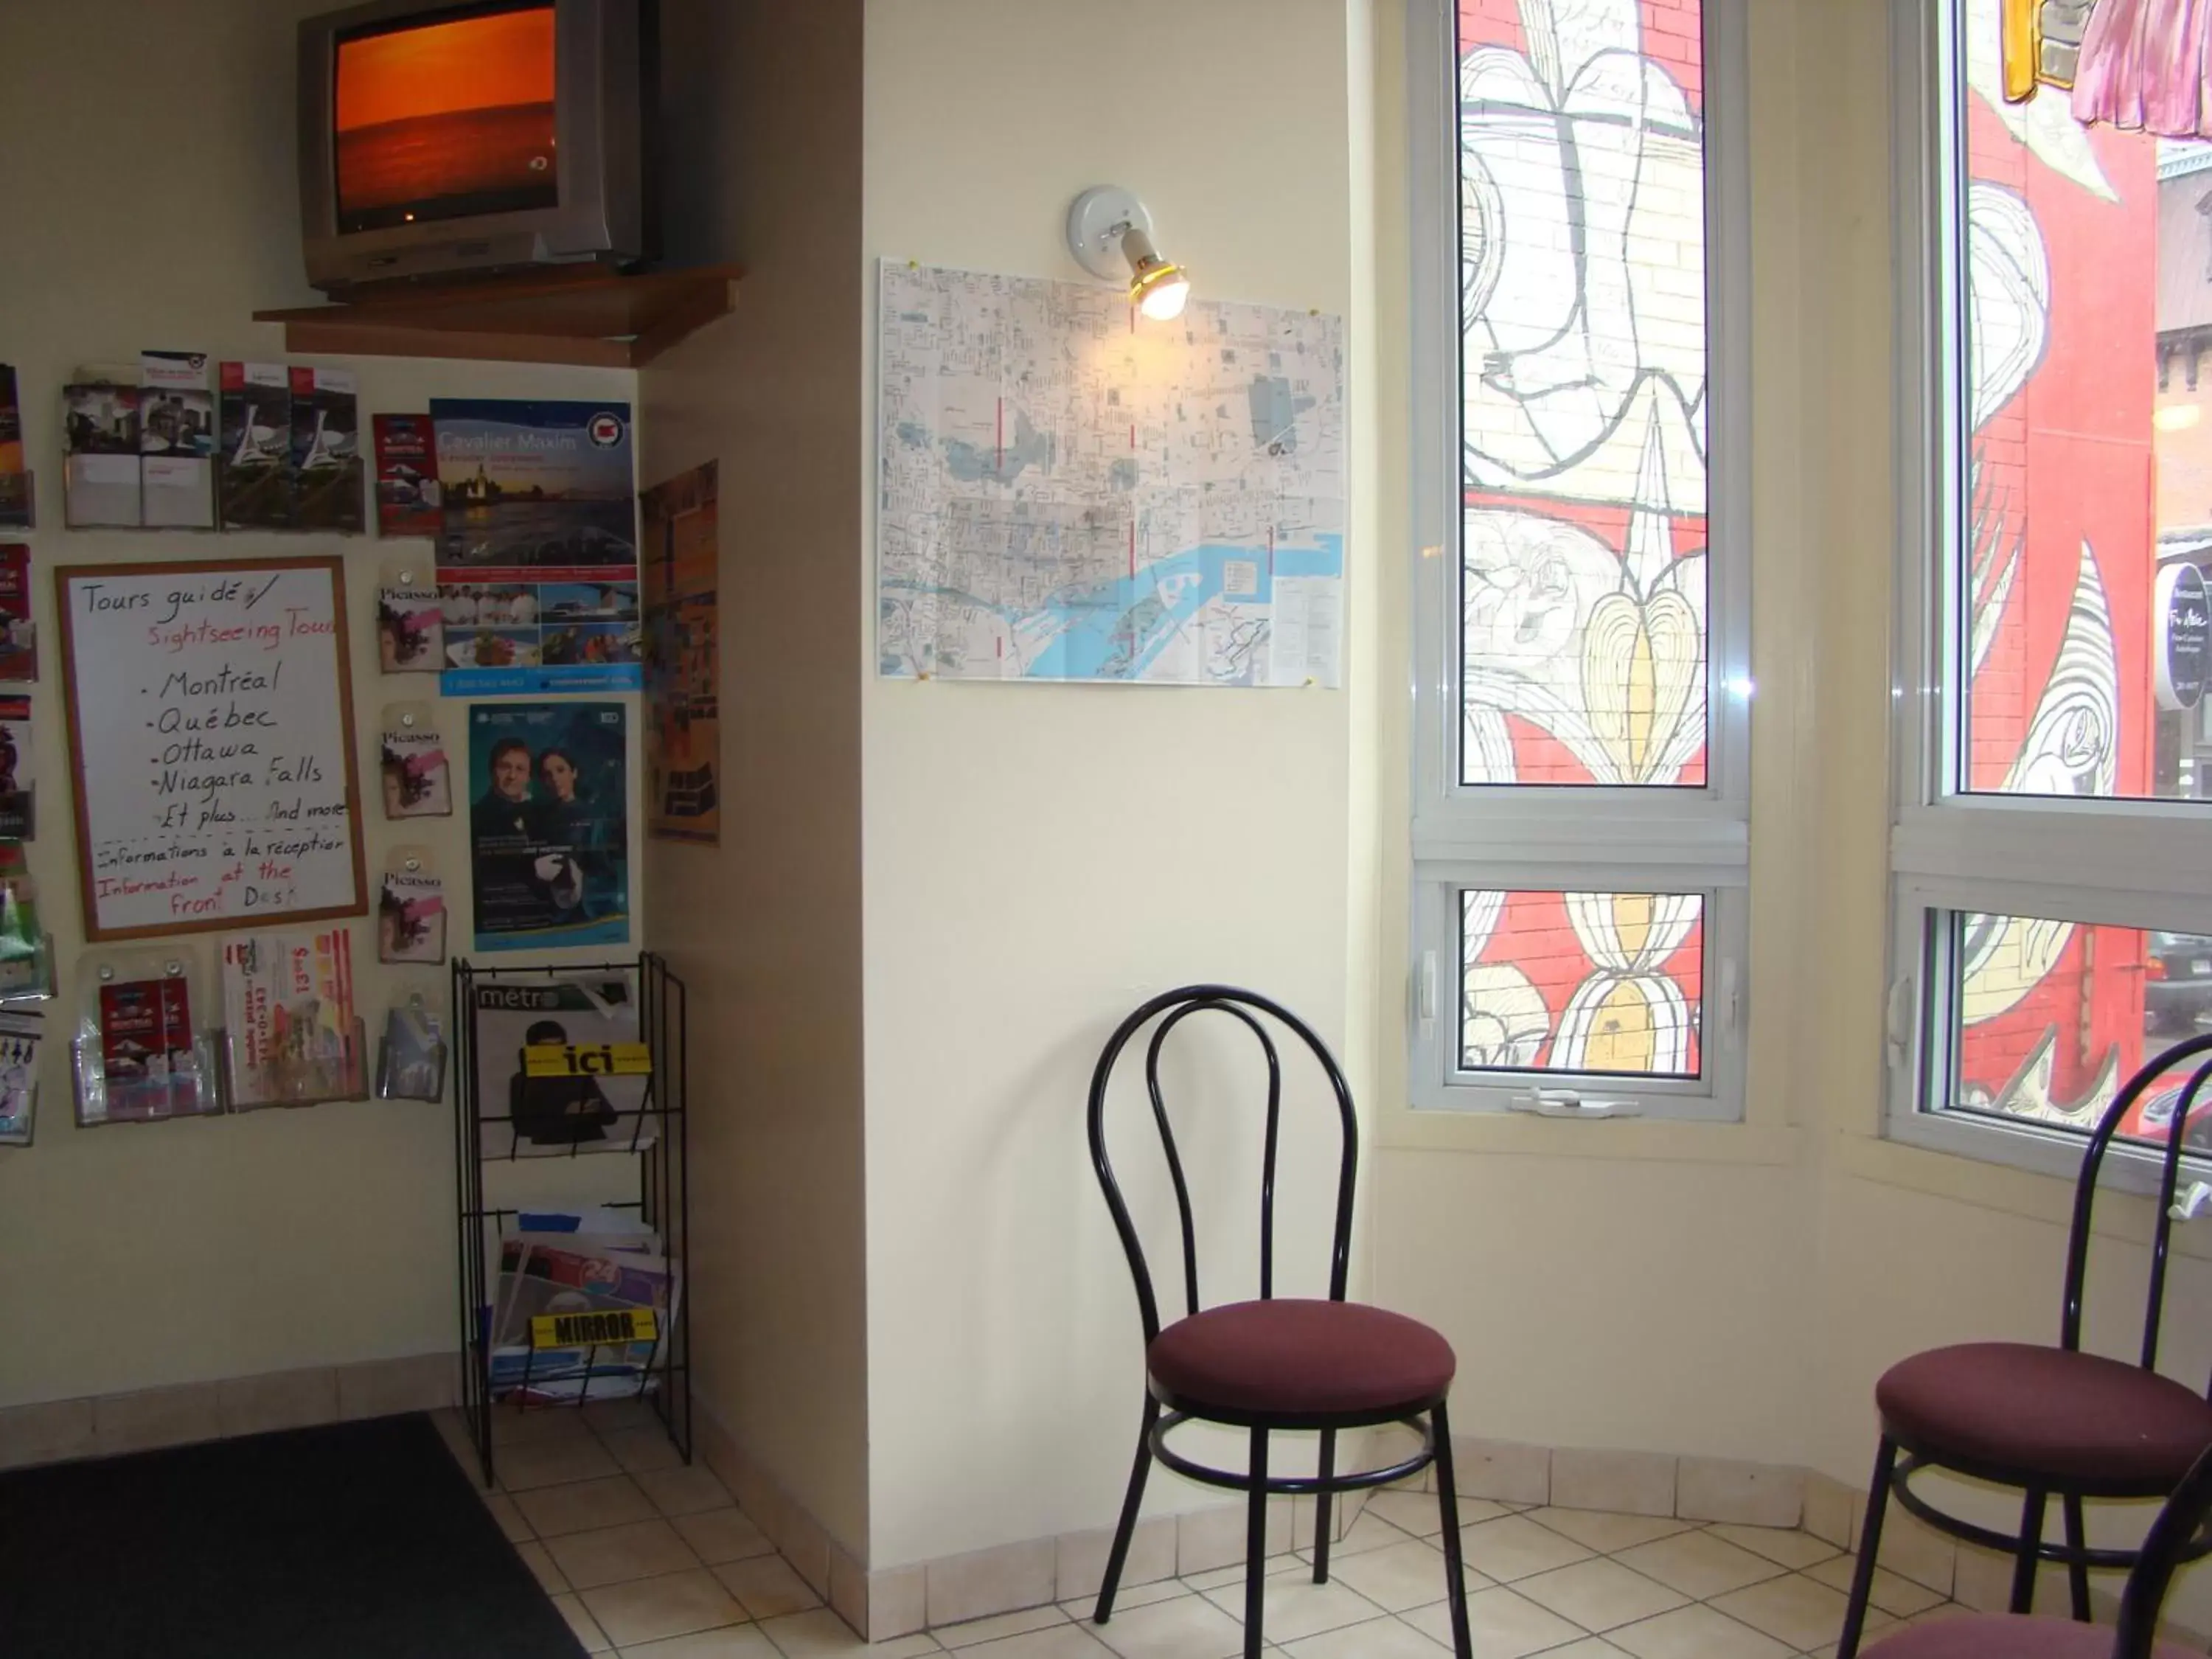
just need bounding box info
[296,0,653,293]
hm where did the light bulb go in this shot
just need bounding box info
[1135,265,1190,321]
[1120,225,1189,322]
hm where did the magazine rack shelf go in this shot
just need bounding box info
[451,953,690,1487]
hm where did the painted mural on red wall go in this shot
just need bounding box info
[1950,1,2184,1131]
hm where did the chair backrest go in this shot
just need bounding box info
[2112,1439,2212,1658]
[2061,1032,2212,1378]
[1086,986,1358,1346]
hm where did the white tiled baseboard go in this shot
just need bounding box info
[0,1353,459,1471]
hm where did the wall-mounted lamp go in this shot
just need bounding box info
[1066,186,1190,321]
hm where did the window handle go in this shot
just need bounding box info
[1417,950,1439,1034]
[1885,976,1916,1069]
[1717,957,1742,1044]
[1509,1090,1643,1119]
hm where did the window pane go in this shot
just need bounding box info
[1456,0,1711,788]
[1944,909,2212,1152]
[1459,888,1703,1077]
[1953,4,2212,801]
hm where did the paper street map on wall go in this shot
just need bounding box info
[877,261,1345,686]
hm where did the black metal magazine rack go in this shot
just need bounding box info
[451,953,689,1487]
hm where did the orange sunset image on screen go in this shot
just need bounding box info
[334,6,557,224]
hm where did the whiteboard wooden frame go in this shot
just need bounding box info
[55,554,370,942]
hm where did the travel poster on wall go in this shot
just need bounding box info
[438,577,641,695]
[431,399,636,581]
[467,701,629,951]
[641,459,720,844]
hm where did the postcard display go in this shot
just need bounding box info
[450,954,691,1486]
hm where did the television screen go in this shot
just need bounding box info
[334,3,558,234]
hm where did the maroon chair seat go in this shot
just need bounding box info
[1878,1343,2212,1493]
[1863,1613,2199,1659]
[1148,1298,1457,1419]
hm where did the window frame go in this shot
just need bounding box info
[1405,0,1756,1119]
[1885,0,2212,1184]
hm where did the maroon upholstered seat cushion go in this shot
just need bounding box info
[1877,1342,2212,1489]
[1147,1298,1456,1418]
[1863,1611,2199,1659]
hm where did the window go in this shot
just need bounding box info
[1408,0,1752,1118]
[1890,0,2212,1178]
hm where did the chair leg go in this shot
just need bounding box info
[1432,1400,1474,1659]
[2062,1492,2090,1622]
[1093,1396,1159,1625]
[1312,1429,1336,1585]
[1245,1427,1270,1659]
[2012,1488,2048,1615]
[1837,1437,1897,1659]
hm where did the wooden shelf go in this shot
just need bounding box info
[253,263,743,369]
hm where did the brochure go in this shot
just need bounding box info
[378,586,445,673]
[380,724,452,819]
[139,352,215,529]
[218,361,293,529]
[88,975,206,1121]
[63,383,141,527]
[374,414,441,539]
[291,366,363,532]
[221,927,361,1107]
[377,868,447,964]
[0,545,34,682]
[0,1009,40,1145]
[0,365,29,529]
[376,996,446,1102]
[0,695,32,840]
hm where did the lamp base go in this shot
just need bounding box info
[1066,186,1152,281]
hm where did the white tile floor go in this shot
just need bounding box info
[437,1408,1968,1658]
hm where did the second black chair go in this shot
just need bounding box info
[1085,984,1472,1659]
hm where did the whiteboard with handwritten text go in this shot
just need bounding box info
[57,557,368,941]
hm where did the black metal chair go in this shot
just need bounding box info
[1085,985,1473,1659]
[1839,1034,2212,1659]
[1855,1438,2212,1659]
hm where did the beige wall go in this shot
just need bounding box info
[638,0,872,1555]
[858,0,1371,1570]
[0,0,643,1408]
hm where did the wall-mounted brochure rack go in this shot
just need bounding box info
[451,953,689,1488]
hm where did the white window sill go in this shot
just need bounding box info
[1376,1103,1801,1166]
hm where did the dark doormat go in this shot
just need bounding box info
[0,1413,585,1659]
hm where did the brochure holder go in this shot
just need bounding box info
[377,994,447,1102]
[222,1015,371,1110]
[72,950,223,1127]
[451,953,689,1487]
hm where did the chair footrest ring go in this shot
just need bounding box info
[1147,1411,1437,1496]
[1892,1455,2212,1573]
